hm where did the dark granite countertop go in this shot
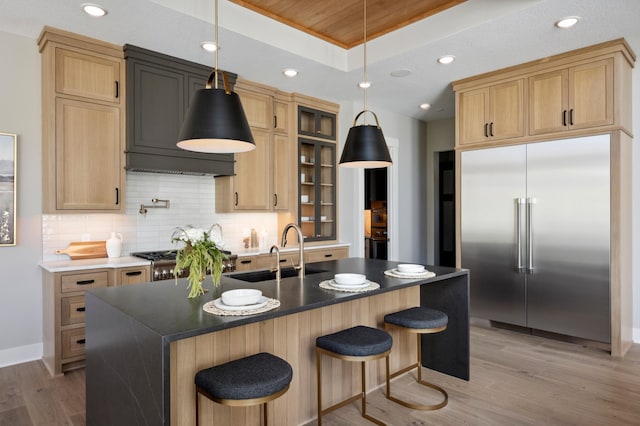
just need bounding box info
[87,258,467,342]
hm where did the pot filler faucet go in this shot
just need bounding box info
[281,223,305,279]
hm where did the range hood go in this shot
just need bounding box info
[124,44,236,176]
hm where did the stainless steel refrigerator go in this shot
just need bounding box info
[461,135,610,343]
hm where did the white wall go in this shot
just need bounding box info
[337,101,427,263]
[0,31,43,365]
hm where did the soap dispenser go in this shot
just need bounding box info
[106,232,123,258]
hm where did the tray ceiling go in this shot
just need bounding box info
[229,0,467,48]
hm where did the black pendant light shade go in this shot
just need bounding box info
[177,84,255,153]
[339,110,392,168]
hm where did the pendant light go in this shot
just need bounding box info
[339,0,392,168]
[177,0,255,153]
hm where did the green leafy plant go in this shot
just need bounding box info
[171,225,227,298]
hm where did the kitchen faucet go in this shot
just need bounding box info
[269,245,281,284]
[281,223,305,279]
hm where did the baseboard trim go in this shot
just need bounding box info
[0,342,43,368]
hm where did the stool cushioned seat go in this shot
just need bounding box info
[195,352,292,400]
[384,307,448,330]
[316,325,392,357]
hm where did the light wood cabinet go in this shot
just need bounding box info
[216,81,292,212]
[454,38,634,149]
[529,59,613,135]
[42,264,151,376]
[39,27,126,213]
[233,246,349,272]
[115,266,150,286]
[458,79,524,145]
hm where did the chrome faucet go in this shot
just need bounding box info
[281,223,305,278]
[269,245,281,284]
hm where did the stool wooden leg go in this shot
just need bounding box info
[195,389,200,426]
[263,402,268,426]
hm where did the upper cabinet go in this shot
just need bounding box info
[458,79,524,145]
[293,95,340,242]
[215,81,292,212]
[124,45,235,175]
[453,39,635,149]
[298,106,337,140]
[529,59,613,135]
[39,27,126,213]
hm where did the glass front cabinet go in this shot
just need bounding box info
[299,138,336,241]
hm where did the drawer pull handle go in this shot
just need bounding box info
[324,254,333,258]
[279,259,287,263]
[126,271,142,276]
[240,260,253,264]
[76,279,95,285]
[76,307,86,312]
[77,339,86,345]
[115,81,119,98]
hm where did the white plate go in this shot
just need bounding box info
[329,280,370,289]
[397,264,425,273]
[334,273,367,285]
[392,268,427,276]
[213,296,268,311]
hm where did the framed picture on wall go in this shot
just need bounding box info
[0,132,16,246]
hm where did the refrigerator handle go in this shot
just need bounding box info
[516,198,525,272]
[527,198,537,273]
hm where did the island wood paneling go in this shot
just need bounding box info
[170,286,420,425]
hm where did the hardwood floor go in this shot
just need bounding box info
[2,323,639,425]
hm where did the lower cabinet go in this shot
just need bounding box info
[234,246,349,272]
[42,264,151,376]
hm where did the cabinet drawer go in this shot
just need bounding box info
[61,271,109,293]
[306,247,349,263]
[61,328,86,359]
[256,252,299,270]
[61,296,85,326]
[236,257,258,271]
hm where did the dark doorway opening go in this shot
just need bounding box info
[435,151,455,267]
[364,168,387,260]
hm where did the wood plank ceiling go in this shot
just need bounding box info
[229,0,467,49]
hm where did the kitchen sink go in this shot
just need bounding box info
[229,266,327,283]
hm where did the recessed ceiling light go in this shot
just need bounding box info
[200,42,218,52]
[555,16,580,28]
[420,103,431,110]
[283,68,298,78]
[390,69,411,78]
[82,3,107,17]
[358,81,372,89]
[437,55,456,65]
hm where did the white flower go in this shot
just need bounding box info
[184,227,205,244]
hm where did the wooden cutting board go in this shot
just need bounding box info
[55,241,108,259]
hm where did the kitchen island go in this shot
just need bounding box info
[85,258,469,425]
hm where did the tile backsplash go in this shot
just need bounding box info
[42,172,278,262]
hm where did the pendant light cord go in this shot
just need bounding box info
[214,0,219,89]
[363,0,367,124]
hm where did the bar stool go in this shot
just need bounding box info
[384,306,448,411]
[194,352,292,425]
[316,325,392,426]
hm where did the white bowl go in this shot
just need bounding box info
[221,289,262,306]
[397,264,425,273]
[334,273,366,285]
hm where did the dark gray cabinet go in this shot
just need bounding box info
[124,45,236,175]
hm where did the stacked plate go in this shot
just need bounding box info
[213,289,268,311]
[393,264,426,276]
[328,273,369,289]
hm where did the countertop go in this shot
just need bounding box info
[39,256,151,272]
[86,258,467,342]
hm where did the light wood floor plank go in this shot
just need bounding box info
[2,323,639,425]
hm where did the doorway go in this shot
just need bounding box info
[364,168,388,260]
[435,150,455,266]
